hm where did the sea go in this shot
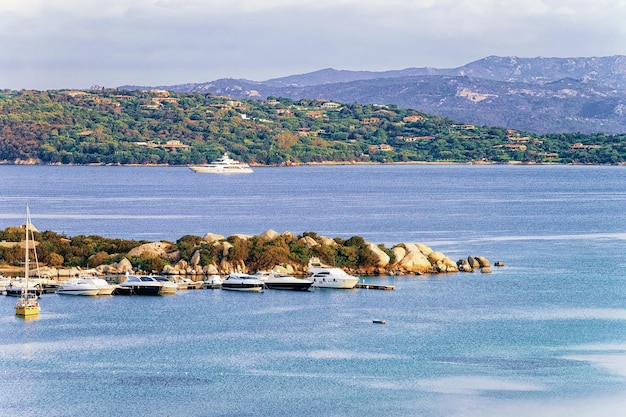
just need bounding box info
[1,164,626,417]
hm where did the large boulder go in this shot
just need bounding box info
[260,229,280,240]
[203,232,225,243]
[365,242,390,268]
[128,241,172,258]
[203,264,220,275]
[230,233,253,240]
[416,243,433,256]
[298,236,319,248]
[475,256,491,268]
[97,257,133,274]
[190,250,201,266]
[399,250,432,274]
[391,246,407,264]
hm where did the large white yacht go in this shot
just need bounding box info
[188,153,253,174]
[308,258,359,289]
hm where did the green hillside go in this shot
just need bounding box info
[1,88,624,165]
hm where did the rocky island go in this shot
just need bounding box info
[0,225,495,278]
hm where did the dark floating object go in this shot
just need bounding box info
[373,320,387,324]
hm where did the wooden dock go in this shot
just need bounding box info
[355,283,395,290]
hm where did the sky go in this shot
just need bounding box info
[1,0,625,90]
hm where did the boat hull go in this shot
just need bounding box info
[221,284,264,292]
[310,278,359,289]
[124,285,162,296]
[6,287,43,297]
[15,298,40,316]
[56,288,100,296]
[264,280,313,291]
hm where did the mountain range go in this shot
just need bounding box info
[120,56,626,135]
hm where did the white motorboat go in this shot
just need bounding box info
[221,273,264,292]
[254,271,313,291]
[56,278,100,296]
[308,258,359,289]
[79,276,116,295]
[152,275,179,295]
[188,152,253,174]
[118,274,164,296]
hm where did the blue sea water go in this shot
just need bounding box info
[1,164,626,417]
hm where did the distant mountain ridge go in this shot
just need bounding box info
[120,56,626,134]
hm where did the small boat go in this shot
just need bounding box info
[56,278,101,296]
[221,273,264,292]
[254,271,313,291]
[188,152,253,174]
[15,203,41,317]
[308,258,359,289]
[203,275,223,289]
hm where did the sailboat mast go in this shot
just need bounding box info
[24,203,30,286]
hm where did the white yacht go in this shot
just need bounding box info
[79,276,116,295]
[56,278,100,296]
[308,258,359,289]
[188,152,253,174]
[221,273,264,292]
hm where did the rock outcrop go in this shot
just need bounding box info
[77,230,495,278]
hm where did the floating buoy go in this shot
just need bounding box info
[373,320,386,324]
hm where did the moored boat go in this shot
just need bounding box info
[152,275,178,295]
[188,152,253,174]
[15,204,40,317]
[56,278,101,296]
[221,273,264,292]
[6,280,43,297]
[308,258,359,289]
[254,271,313,291]
[79,276,116,295]
[118,274,163,296]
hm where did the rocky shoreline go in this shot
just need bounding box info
[1,229,498,279]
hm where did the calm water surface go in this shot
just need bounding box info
[1,164,626,416]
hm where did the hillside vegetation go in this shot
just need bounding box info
[1,89,626,165]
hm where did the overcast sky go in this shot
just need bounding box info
[1,0,625,90]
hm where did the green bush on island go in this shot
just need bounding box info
[1,89,626,165]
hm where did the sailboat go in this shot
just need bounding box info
[15,204,41,317]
